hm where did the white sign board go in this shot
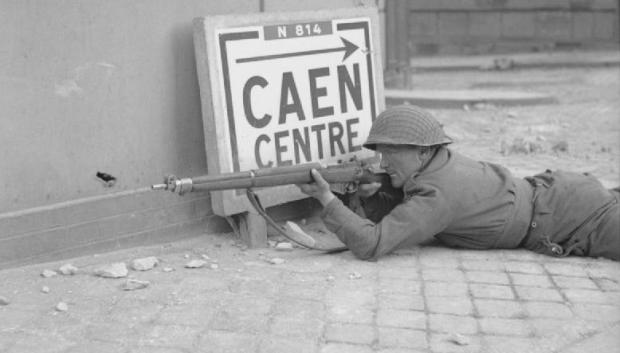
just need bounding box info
[194,8,384,216]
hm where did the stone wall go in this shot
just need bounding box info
[406,0,619,56]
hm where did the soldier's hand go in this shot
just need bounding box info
[296,169,336,206]
[357,182,381,198]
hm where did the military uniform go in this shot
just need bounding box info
[322,147,620,261]
[319,105,620,261]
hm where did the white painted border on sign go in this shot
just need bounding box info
[194,7,384,216]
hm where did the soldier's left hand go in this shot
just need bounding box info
[297,169,336,206]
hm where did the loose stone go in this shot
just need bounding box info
[447,333,470,346]
[269,258,286,265]
[185,260,207,269]
[55,302,68,312]
[120,279,150,291]
[94,263,128,278]
[41,269,58,278]
[131,256,159,271]
[275,242,294,251]
[348,272,362,280]
[58,264,79,275]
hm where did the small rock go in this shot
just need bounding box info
[209,263,219,270]
[492,57,515,70]
[0,296,9,306]
[506,111,518,119]
[58,264,79,275]
[120,279,150,291]
[41,286,50,294]
[269,258,286,265]
[162,267,174,272]
[183,254,190,259]
[447,333,470,346]
[185,259,207,269]
[55,302,68,312]
[326,275,335,282]
[473,102,494,110]
[552,140,569,153]
[200,254,210,260]
[348,272,362,280]
[41,269,58,278]
[268,240,277,248]
[275,242,294,251]
[131,256,159,271]
[500,137,543,155]
[94,262,128,278]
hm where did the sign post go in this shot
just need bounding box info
[193,7,384,245]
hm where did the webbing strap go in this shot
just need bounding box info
[245,189,347,253]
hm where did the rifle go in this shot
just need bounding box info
[152,160,389,251]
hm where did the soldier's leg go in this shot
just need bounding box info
[587,200,620,261]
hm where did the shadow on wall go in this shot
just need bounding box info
[170,21,208,176]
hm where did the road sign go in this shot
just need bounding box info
[194,7,384,216]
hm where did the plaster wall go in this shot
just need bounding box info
[0,0,381,267]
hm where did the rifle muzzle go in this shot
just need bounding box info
[151,175,193,195]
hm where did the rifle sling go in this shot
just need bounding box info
[245,189,348,253]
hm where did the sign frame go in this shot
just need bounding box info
[193,7,384,217]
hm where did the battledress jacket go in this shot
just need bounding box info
[321,147,620,260]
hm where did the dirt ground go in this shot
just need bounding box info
[408,66,620,188]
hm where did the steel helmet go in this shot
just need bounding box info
[363,105,453,150]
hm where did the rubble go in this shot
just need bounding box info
[552,140,569,153]
[447,333,470,346]
[275,242,294,251]
[55,302,68,312]
[120,279,150,291]
[268,258,286,265]
[348,272,362,280]
[41,269,58,278]
[58,264,78,275]
[93,262,128,278]
[0,296,9,306]
[500,137,544,155]
[185,259,207,269]
[131,256,159,271]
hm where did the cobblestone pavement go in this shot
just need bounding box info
[1,233,619,353]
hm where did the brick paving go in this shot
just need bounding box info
[0,235,619,353]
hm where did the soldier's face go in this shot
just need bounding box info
[376,144,425,188]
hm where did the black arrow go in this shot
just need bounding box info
[236,37,359,64]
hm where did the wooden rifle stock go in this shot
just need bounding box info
[152,161,387,195]
[151,161,388,252]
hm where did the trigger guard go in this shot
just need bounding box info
[345,182,358,194]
